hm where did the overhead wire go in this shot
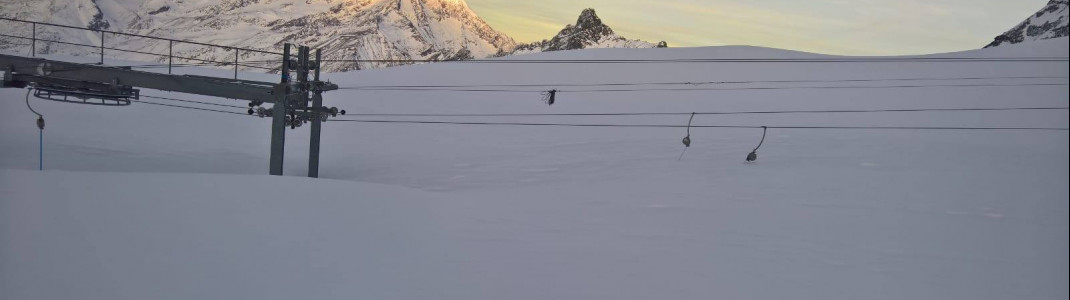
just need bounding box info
[327,119,1070,131]
[338,82,1069,93]
[122,60,277,71]
[140,95,251,109]
[127,101,1070,131]
[97,53,1070,69]
[130,93,1070,119]
[338,107,1070,117]
[263,57,1070,64]
[133,99,252,116]
[125,95,1070,132]
[206,56,1070,74]
[337,75,1069,89]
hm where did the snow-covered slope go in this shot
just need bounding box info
[986,0,1068,48]
[0,170,457,299]
[1,39,1068,299]
[0,1,667,71]
[511,9,665,55]
[0,0,519,71]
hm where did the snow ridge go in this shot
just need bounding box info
[985,0,1069,48]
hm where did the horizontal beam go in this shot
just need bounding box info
[1,54,279,102]
[11,74,137,95]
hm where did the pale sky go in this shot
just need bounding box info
[466,0,1050,55]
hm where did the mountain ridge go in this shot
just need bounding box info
[985,0,1068,48]
[0,0,663,72]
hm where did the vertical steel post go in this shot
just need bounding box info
[99,31,104,64]
[168,40,173,74]
[308,48,323,178]
[297,46,309,108]
[31,23,35,57]
[234,48,239,80]
[295,46,309,132]
[269,44,291,176]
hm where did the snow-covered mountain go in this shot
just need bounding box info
[985,0,1068,48]
[0,0,520,71]
[510,9,666,56]
[0,1,665,72]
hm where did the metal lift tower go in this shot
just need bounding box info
[2,39,339,177]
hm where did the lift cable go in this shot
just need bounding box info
[337,75,1070,90]
[340,107,1070,118]
[125,99,1069,131]
[140,95,250,109]
[328,119,1069,131]
[133,99,251,116]
[337,82,1068,93]
[235,56,1070,64]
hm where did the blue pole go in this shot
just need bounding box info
[28,89,45,171]
[38,128,42,170]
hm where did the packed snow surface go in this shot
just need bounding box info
[1,39,1069,299]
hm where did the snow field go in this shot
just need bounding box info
[1,38,1068,299]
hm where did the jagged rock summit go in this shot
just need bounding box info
[511,8,666,55]
[986,0,1068,48]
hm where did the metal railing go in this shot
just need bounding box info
[0,17,282,79]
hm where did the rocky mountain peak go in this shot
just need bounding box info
[508,8,663,55]
[985,0,1068,47]
[576,8,605,29]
